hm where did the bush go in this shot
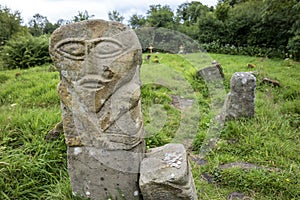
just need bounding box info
[287,35,300,61]
[0,34,51,69]
[202,42,287,58]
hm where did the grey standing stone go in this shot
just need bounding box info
[139,143,198,200]
[225,72,256,119]
[49,19,145,200]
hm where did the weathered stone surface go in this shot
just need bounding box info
[225,72,256,119]
[68,145,144,199]
[197,62,224,81]
[139,143,198,200]
[227,192,250,200]
[49,19,145,199]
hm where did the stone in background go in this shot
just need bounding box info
[225,72,256,119]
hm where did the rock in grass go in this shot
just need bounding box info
[261,77,280,87]
[225,72,256,120]
[139,143,198,200]
[227,192,250,200]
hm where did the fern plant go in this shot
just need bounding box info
[0,34,51,69]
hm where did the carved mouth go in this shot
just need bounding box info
[78,76,106,90]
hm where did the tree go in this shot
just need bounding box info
[287,1,300,60]
[128,14,146,29]
[256,0,297,49]
[197,12,225,44]
[0,5,23,45]
[28,14,49,36]
[108,10,124,23]
[218,0,250,7]
[176,2,209,26]
[73,10,94,22]
[224,1,264,46]
[215,2,230,22]
[146,5,175,29]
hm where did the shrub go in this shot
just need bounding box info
[287,35,300,61]
[202,42,287,58]
[0,34,51,69]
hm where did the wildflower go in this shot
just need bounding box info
[285,178,290,182]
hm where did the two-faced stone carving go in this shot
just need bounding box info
[49,19,145,199]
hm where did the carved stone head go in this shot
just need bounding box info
[50,20,142,112]
[49,20,143,149]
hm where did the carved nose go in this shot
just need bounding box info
[84,56,103,75]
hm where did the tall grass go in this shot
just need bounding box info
[0,53,299,199]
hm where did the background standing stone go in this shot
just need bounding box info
[225,72,256,119]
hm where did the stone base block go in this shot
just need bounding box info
[67,144,144,200]
[139,143,198,200]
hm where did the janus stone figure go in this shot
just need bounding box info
[49,19,145,199]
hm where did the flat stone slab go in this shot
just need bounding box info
[227,192,250,200]
[139,143,198,200]
[219,162,282,172]
[197,64,224,82]
[171,95,195,109]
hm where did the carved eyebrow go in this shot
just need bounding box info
[87,37,122,45]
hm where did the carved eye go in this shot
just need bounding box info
[94,39,123,59]
[54,40,85,60]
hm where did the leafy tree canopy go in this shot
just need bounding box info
[108,10,124,23]
[0,5,23,45]
[73,10,94,22]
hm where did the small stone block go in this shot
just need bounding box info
[139,143,198,200]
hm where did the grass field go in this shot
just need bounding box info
[0,53,299,199]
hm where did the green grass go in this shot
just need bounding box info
[0,54,299,199]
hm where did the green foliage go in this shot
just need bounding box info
[108,10,124,23]
[0,54,299,199]
[197,12,225,44]
[146,5,175,29]
[225,1,264,46]
[0,5,23,45]
[192,53,300,199]
[176,2,209,25]
[0,74,8,83]
[142,84,180,148]
[202,42,285,58]
[0,34,51,69]
[128,14,146,29]
[128,1,300,60]
[215,2,230,22]
[72,10,94,22]
[217,168,300,198]
[288,34,300,61]
[0,65,79,199]
[28,13,59,36]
